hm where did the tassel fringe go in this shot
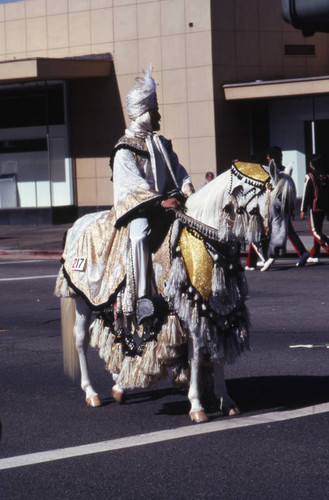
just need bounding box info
[246,212,263,244]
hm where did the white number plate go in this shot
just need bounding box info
[71,257,86,271]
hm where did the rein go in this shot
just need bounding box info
[172,208,222,244]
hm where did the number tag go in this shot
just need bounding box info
[71,257,86,271]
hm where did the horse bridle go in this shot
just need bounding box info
[229,175,274,237]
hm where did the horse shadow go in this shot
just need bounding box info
[226,375,329,413]
[101,375,329,418]
[101,386,187,408]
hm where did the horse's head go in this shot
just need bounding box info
[184,163,296,256]
[267,163,296,257]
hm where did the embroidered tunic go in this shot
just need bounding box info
[111,134,194,228]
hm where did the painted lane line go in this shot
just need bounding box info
[0,275,57,282]
[290,344,329,349]
[1,402,329,471]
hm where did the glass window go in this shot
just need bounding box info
[0,85,65,129]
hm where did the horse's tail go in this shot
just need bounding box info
[61,297,79,380]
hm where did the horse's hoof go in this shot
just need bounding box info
[86,396,102,408]
[189,410,208,423]
[112,388,125,404]
[223,406,240,416]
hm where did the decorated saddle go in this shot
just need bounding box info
[55,205,250,390]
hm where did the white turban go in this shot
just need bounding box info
[126,65,158,120]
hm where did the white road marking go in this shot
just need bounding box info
[0,275,57,282]
[1,402,329,471]
[290,344,329,349]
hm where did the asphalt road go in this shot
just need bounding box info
[0,256,329,499]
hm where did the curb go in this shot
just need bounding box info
[0,249,62,257]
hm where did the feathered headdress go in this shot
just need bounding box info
[126,65,158,120]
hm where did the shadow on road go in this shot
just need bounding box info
[101,386,187,407]
[102,375,329,417]
[227,375,329,413]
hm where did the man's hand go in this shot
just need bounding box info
[300,211,305,220]
[161,198,181,209]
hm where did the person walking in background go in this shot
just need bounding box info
[300,153,329,263]
[246,146,309,271]
[260,146,309,271]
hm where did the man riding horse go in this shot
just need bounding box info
[110,65,194,325]
[55,67,295,419]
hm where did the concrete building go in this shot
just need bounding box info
[0,0,329,223]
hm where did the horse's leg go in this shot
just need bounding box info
[111,373,126,404]
[188,335,208,423]
[213,362,240,416]
[74,296,101,407]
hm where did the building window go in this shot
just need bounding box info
[284,44,315,56]
[0,82,73,210]
[0,85,64,129]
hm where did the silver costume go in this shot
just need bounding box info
[111,67,193,299]
[112,121,193,298]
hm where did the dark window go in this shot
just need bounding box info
[285,44,315,56]
[0,138,47,153]
[250,101,270,164]
[0,85,65,129]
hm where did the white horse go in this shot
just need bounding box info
[56,161,295,422]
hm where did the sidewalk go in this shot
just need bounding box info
[0,217,326,258]
[0,223,71,257]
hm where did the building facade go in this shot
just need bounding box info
[0,0,329,223]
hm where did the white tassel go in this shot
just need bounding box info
[173,288,183,313]
[217,208,232,242]
[190,303,200,333]
[161,315,185,347]
[232,208,249,242]
[170,219,181,250]
[141,341,162,375]
[116,357,133,388]
[133,357,152,388]
[169,314,186,346]
[103,331,115,364]
[107,342,124,374]
[246,210,263,244]
[99,327,109,358]
[165,255,187,298]
[177,293,188,324]
[211,263,227,296]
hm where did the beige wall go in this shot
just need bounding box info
[211,0,329,170]
[3,0,328,207]
[0,0,216,206]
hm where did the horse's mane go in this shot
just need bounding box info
[185,170,231,228]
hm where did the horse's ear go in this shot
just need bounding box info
[269,159,279,184]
